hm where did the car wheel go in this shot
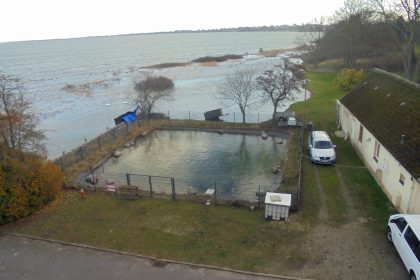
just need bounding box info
[410,272,417,280]
[386,227,393,242]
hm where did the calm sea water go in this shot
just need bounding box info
[99,130,286,201]
[0,32,304,158]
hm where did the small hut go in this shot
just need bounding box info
[204,108,223,121]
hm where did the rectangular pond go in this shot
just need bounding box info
[97,130,288,201]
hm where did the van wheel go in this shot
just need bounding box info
[386,227,393,242]
[410,272,417,280]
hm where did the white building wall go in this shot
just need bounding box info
[339,104,420,214]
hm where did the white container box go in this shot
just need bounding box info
[287,117,297,126]
[265,192,291,221]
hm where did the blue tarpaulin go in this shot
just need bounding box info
[122,112,137,123]
[114,106,139,125]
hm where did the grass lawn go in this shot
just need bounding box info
[5,191,311,272]
[1,71,397,276]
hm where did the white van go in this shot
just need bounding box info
[387,214,420,280]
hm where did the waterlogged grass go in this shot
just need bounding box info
[5,191,309,272]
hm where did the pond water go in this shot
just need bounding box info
[98,130,287,201]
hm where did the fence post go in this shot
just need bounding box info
[79,146,84,160]
[91,169,96,192]
[234,112,236,124]
[149,176,153,197]
[98,137,102,151]
[189,111,191,120]
[214,182,217,205]
[171,178,175,201]
[59,157,64,172]
[258,185,261,210]
[126,173,131,186]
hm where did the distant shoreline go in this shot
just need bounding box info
[142,47,302,70]
[1,28,304,44]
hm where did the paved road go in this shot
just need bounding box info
[0,234,303,280]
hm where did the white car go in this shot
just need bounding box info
[387,214,420,280]
[308,131,336,164]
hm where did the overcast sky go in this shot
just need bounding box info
[1,0,344,42]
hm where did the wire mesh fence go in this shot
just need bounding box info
[55,110,280,172]
[59,109,304,211]
[79,170,282,207]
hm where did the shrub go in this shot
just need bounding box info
[337,68,364,91]
[0,151,65,224]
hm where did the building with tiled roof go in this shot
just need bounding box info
[338,68,420,214]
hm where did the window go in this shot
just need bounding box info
[374,141,380,162]
[399,174,405,185]
[358,125,363,143]
[395,217,407,232]
[404,226,420,262]
[314,141,333,149]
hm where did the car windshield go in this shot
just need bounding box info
[314,140,333,149]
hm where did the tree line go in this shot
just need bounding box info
[303,0,420,82]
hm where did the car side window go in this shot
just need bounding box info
[415,245,420,263]
[395,218,407,232]
[404,226,420,262]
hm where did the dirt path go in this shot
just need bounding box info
[287,165,406,280]
[334,166,357,221]
[313,165,328,221]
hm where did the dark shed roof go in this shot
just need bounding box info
[340,69,420,179]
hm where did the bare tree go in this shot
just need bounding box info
[134,75,175,117]
[217,70,257,124]
[0,73,45,153]
[299,17,326,66]
[257,61,300,123]
[371,0,420,81]
[331,0,373,67]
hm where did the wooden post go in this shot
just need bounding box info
[149,176,153,197]
[171,178,175,201]
[214,182,217,205]
[126,174,131,186]
[59,157,64,172]
[98,137,102,151]
[79,146,84,160]
[234,112,236,124]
